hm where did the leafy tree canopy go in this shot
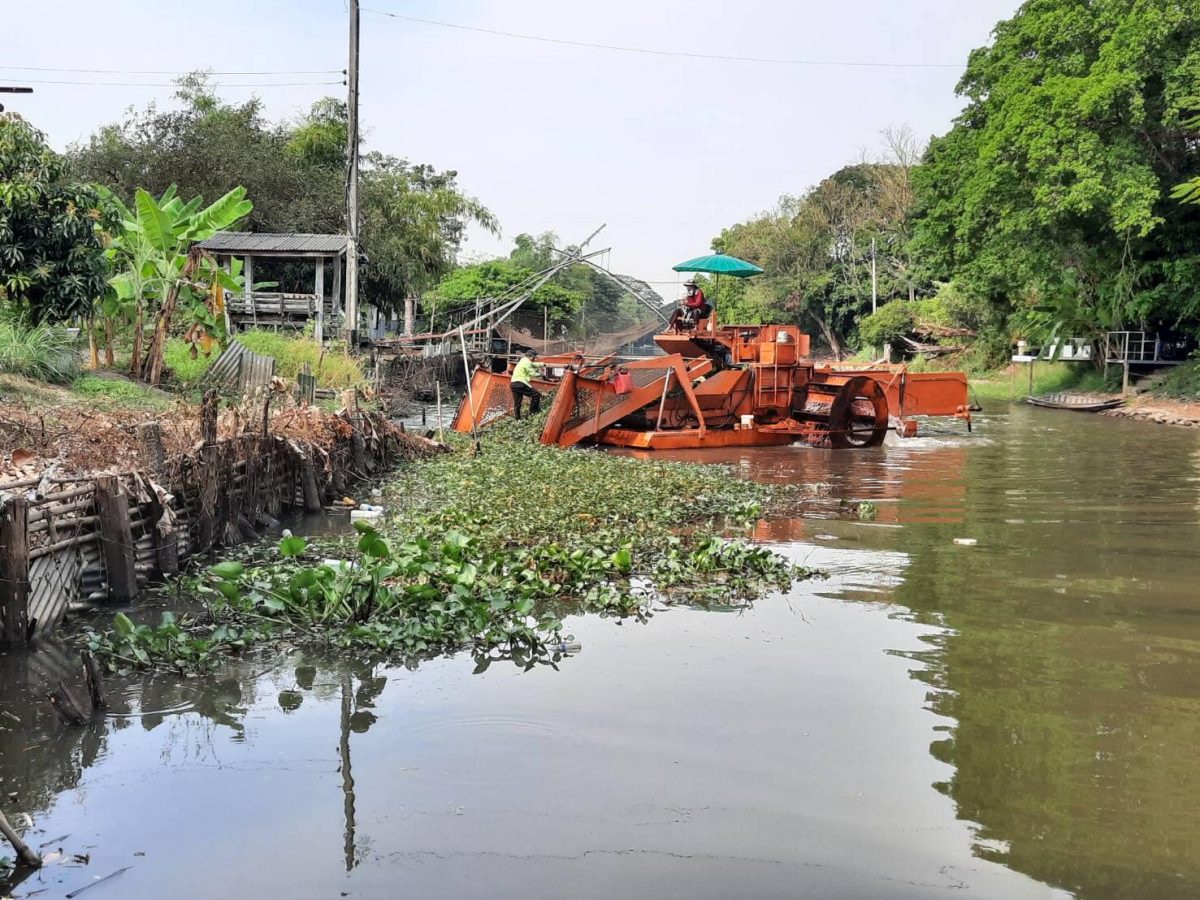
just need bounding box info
[911,0,1200,340]
[0,113,110,322]
[427,231,656,337]
[715,160,917,357]
[71,76,343,234]
[429,259,584,323]
[69,75,496,314]
[360,154,498,307]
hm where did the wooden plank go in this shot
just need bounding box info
[1,497,30,646]
[298,372,317,405]
[245,255,255,328]
[94,475,138,603]
[200,389,219,445]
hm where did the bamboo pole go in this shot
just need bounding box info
[458,327,482,454]
[0,807,40,868]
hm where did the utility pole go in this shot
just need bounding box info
[345,0,361,348]
[870,237,878,315]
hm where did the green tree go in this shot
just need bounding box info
[71,79,499,317]
[105,185,251,384]
[71,77,343,235]
[716,162,912,357]
[359,154,498,312]
[911,0,1200,347]
[427,259,584,330]
[287,97,349,171]
[509,232,557,270]
[0,113,110,323]
[1170,92,1200,205]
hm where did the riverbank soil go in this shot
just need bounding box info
[1103,394,1200,427]
[0,375,397,480]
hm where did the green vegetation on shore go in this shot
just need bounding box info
[967,363,1112,403]
[709,2,1199,369]
[0,369,174,413]
[85,420,806,672]
[70,373,174,411]
[0,319,80,383]
[162,331,366,391]
[1155,359,1200,400]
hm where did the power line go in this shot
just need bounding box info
[0,65,345,76]
[362,7,962,69]
[2,78,346,88]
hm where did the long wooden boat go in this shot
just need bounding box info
[1024,392,1123,412]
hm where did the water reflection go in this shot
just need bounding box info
[666,405,1200,898]
[2,404,1198,898]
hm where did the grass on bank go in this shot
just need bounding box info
[70,373,175,411]
[164,331,366,391]
[956,361,1112,403]
[1154,358,1200,400]
[85,415,807,672]
[0,370,174,413]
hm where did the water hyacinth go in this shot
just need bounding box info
[86,417,810,672]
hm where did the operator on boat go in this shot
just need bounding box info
[510,350,544,420]
[669,281,712,330]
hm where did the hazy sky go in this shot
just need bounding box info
[7,0,1021,296]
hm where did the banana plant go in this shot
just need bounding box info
[104,184,252,384]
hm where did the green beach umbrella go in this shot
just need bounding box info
[672,254,764,277]
[672,254,764,319]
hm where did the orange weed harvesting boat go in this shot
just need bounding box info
[453,254,972,450]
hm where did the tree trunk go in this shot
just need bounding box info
[87,318,99,369]
[828,330,844,361]
[103,318,115,367]
[130,305,144,379]
[143,289,174,385]
[144,250,204,386]
[810,308,844,361]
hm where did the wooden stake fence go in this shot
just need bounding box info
[0,404,428,647]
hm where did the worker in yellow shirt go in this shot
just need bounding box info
[510,350,545,420]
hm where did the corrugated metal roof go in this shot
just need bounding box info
[197,232,348,254]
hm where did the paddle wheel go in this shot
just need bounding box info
[796,375,891,449]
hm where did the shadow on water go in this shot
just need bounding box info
[2,403,1199,898]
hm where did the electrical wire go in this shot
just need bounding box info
[361,7,962,69]
[0,65,343,76]
[3,78,346,88]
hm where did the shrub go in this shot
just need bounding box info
[1156,356,1200,399]
[0,320,81,383]
[234,330,365,389]
[164,337,217,387]
[858,301,915,349]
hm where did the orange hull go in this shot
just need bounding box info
[599,426,797,450]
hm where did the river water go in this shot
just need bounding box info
[2,403,1199,899]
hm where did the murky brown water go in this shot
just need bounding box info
[2,403,1199,898]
